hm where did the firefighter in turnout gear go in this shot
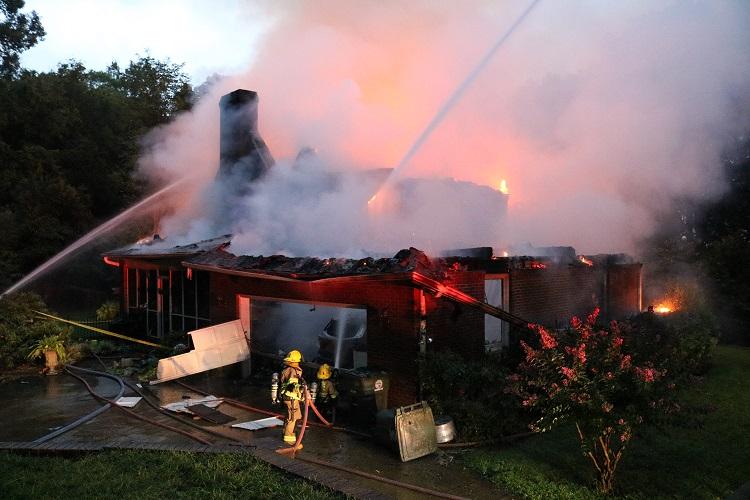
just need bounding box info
[315,363,338,423]
[280,350,305,446]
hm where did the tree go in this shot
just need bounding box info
[0,56,192,291]
[0,0,45,78]
[108,55,193,128]
[510,310,684,494]
[697,134,750,344]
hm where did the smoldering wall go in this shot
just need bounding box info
[137,0,750,256]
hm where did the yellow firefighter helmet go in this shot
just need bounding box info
[317,363,332,380]
[284,349,303,364]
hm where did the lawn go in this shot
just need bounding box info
[0,450,343,500]
[463,345,750,499]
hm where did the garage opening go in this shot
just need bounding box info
[238,296,367,369]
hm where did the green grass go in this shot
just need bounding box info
[463,345,750,499]
[0,450,343,500]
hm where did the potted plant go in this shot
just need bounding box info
[28,332,67,375]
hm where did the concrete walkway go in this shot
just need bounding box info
[0,367,512,500]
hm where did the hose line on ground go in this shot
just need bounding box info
[276,388,311,458]
[122,379,249,446]
[31,368,125,444]
[174,380,371,438]
[65,365,212,446]
[296,454,471,500]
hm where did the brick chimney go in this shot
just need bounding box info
[217,89,274,184]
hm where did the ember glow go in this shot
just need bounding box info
[652,298,678,314]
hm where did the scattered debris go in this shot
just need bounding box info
[115,396,142,408]
[231,417,284,431]
[161,395,222,414]
[186,403,235,424]
[151,320,250,384]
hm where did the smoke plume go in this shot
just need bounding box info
[138,0,750,256]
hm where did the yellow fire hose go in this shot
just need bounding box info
[33,310,170,350]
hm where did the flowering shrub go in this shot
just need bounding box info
[509,309,682,493]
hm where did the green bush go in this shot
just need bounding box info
[85,339,118,355]
[628,308,718,378]
[0,293,49,369]
[95,301,119,321]
[419,350,527,440]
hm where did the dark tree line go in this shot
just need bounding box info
[645,133,750,344]
[0,1,192,291]
[697,135,750,343]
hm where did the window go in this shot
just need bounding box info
[125,267,211,337]
[169,268,210,333]
[485,277,509,351]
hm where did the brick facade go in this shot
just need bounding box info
[118,255,642,407]
[208,273,421,406]
[509,266,603,327]
[424,270,485,359]
[607,264,643,319]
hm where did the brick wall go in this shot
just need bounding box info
[510,266,604,327]
[424,270,485,359]
[607,264,642,319]
[208,273,420,406]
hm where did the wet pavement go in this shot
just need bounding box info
[0,364,511,499]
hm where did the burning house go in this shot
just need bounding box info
[103,89,643,406]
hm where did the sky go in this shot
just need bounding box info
[21,0,272,83]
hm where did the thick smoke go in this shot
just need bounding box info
[138,0,750,256]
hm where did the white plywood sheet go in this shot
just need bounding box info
[231,417,284,431]
[151,320,250,384]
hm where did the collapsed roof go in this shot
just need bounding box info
[103,234,232,259]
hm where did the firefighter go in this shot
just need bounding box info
[280,349,305,446]
[316,363,338,423]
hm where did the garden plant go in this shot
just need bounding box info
[510,309,687,493]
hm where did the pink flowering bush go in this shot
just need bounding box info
[509,308,682,493]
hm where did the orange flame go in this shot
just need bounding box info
[498,179,509,195]
[578,255,594,266]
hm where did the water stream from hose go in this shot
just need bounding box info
[369,0,542,205]
[2,177,190,296]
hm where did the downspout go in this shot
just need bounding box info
[417,289,430,401]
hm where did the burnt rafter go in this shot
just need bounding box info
[410,272,530,328]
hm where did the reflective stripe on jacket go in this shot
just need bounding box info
[281,366,303,401]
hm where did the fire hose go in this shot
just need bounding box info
[122,379,249,446]
[38,364,488,499]
[31,367,125,444]
[86,352,247,445]
[296,455,470,500]
[173,380,373,437]
[64,365,213,446]
[273,389,469,499]
[177,380,474,498]
[275,387,312,458]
